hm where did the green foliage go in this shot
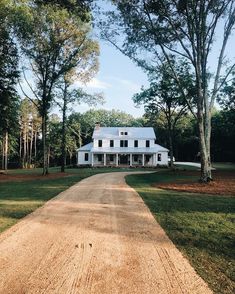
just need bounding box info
[0,7,20,163]
[219,77,235,110]
[19,3,99,116]
[211,110,235,162]
[35,0,93,21]
[68,109,145,145]
[126,171,235,294]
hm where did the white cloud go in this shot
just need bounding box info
[107,76,141,92]
[119,79,140,92]
[75,78,111,90]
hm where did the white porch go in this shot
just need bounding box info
[91,153,156,167]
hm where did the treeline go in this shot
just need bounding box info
[2,107,144,168]
[3,103,234,169]
[149,108,235,163]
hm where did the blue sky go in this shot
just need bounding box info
[76,40,149,118]
[18,1,235,118]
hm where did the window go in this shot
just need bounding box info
[110,140,114,147]
[146,140,150,148]
[120,140,128,147]
[120,131,128,135]
[134,140,138,148]
[98,140,102,147]
[134,155,138,162]
[110,154,114,161]
[146,155,151,162]
[158,153,162,161]
[84,153,89,161]
[98,154,102,162]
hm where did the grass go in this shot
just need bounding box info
[0,166,155,233]
[126,168,235,294]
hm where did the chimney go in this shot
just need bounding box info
[95,122,100,130]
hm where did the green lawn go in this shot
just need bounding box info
[126,170,235,294]
[0,166,155,233]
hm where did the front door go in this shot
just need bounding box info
[119,154,128,164]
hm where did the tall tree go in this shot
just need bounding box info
[133,58,195,167]
[19,4,99,175]
[102,0,235,182]
[56,74,104,172]
[19,98,41,168]
[0,16,19,170]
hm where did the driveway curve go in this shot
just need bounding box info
[0,172,212,294]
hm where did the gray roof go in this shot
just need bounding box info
[78,142,93,151]
[91,145,168,154]
[78,142,168,153]
[92,127,156,139]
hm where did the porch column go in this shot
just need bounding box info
[91,153,94,167]
[142,154,145,166]
[130,154,132,166]
[104,153,106,166]
[116,153,118,167]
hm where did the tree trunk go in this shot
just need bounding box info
[198,110,211,182]
[29,120,33,167]
[19,130,22,167]
[2,131,8,171]
[4,131,8,171]
[42,114,48,175]
[166,117,174,169]
[23,123,26,168]
[1,135,5,170]
[205,108,212,180]
[34,129,37,166]
[61,89,67,173]
[168,130,174,169]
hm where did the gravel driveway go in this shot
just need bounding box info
[0,172,212,294]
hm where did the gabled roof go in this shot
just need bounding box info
[92,127,156,139]
[78,142,93,151]
[78,142,168,153]
[90,144,168,154]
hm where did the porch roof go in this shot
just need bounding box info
[91,145,168,154]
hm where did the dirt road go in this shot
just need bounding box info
[0,172,212,294]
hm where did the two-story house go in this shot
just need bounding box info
[77,125,169,167]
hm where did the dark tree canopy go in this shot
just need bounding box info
[35,0,93,21]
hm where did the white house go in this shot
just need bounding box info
[77,125,169,167]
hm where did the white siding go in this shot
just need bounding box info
[93,139,155,149]
[156,151,168,166]
[78,151,91,165]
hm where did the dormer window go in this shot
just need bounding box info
[120,131,128,136]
